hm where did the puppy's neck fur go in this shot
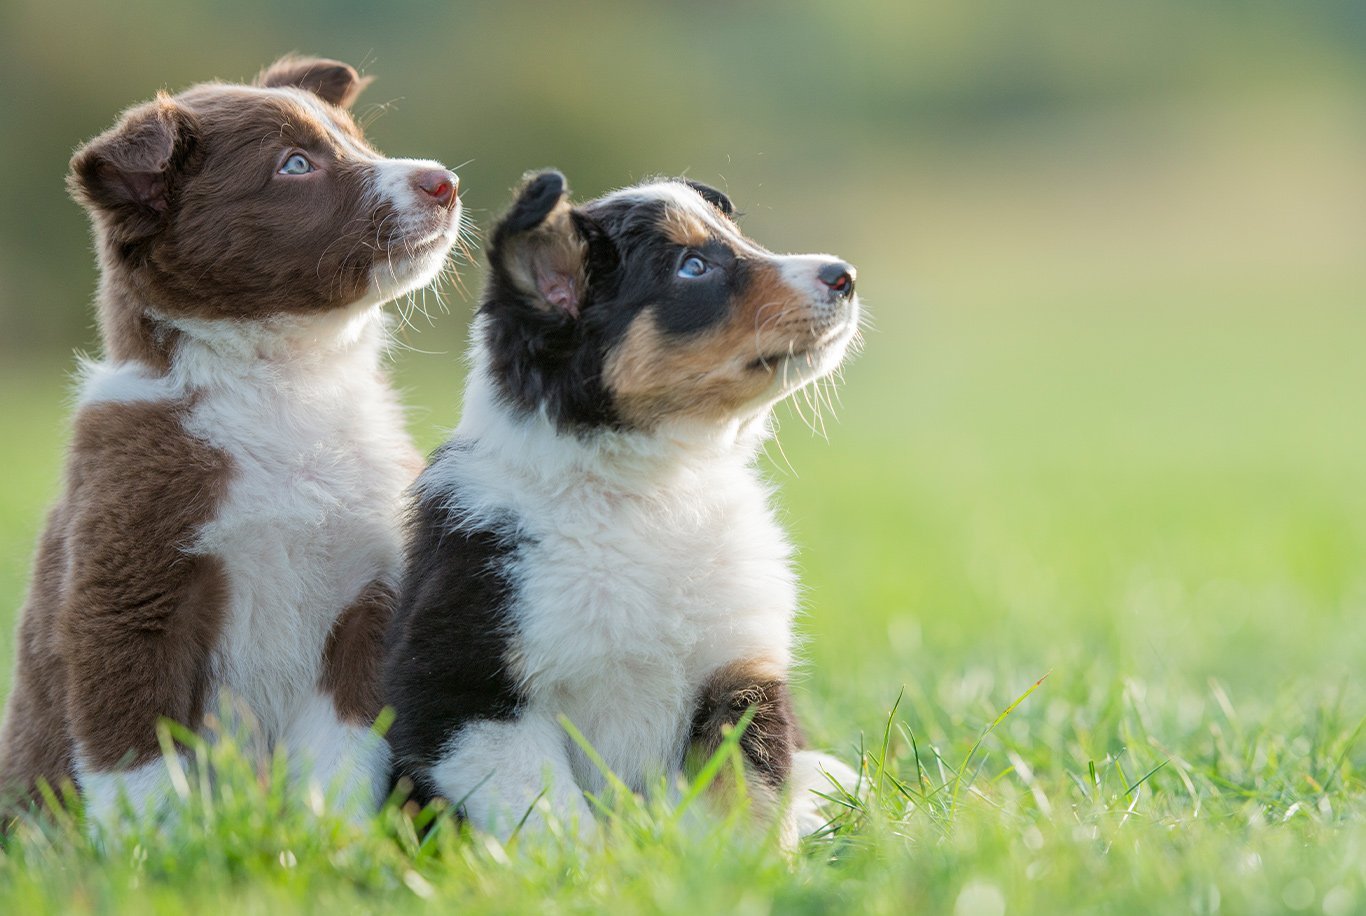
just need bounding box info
[96,264,388,376]
[455,333,774,496]
[79,303,390,412]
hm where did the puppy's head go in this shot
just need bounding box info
[480,171,860,433]
[69,55,462,327]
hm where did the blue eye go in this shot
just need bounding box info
[678,255,709,279]
[278,153,315,176]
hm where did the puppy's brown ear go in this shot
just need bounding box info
[489,170,590,318]
[256,55,372,108]
[68,95,199,244]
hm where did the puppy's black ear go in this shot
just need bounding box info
[68,95,199,245]
[489,170,591,318]
[256,55,372,108]
[682,180,734,217]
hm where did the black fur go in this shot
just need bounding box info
[382,445,526,802]
[479,173,757,433]
[493,169,567,239]
[681,180,734,216]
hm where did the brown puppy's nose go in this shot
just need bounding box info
[817,261,856,299]
[414,169,458,208]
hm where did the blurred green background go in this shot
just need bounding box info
[1,0,1364,738]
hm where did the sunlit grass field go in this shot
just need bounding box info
[1,110,1364,912]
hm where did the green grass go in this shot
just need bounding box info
[3,150,1366,912]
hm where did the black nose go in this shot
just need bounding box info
[818,261,856,298]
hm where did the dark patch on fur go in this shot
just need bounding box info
[322,580,397,724]
[495,169,568,237]
[0,508,78,812]
[0,398,231,808]
[479,174,764,433]
[681,180,734,216]
[687,661,798,792]
[382,446,526,800]
[255,55,373,109]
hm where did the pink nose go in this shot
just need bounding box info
[414,169,458,208]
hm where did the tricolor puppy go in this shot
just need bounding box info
[384,171,860,845]
[0,56,463,823]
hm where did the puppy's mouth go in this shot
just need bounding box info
[747,347,811,372]
[746,313,858,373]
[399,199,464,253]
[365,201,465,303]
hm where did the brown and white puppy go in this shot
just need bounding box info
[384,172,859,846]
[0,56,463,824]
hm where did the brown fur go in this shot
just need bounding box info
[605,260,809,428]
[320,580,397,724]
[256,55,373,109]
[660,205,711,249]
[65,57,429,368]
[503,196,590,316]
[687,658,799,819]
[1,56,434,811]
[0,399,229,804]
[91,88,381,323]
[0,510,78,806]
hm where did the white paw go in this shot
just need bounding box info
[789,750,860,838]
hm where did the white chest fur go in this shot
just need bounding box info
[427,378,799,792]
[79,309,415,741]
[517,473,797,791]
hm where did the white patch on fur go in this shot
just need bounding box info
[370,158,462,297]
[374,157,445,213]
[269,87,374,161]
[778,254,850,312]
[429,713,597,840]
[71,306,415,805]
[78,755,178,828]
[76,358,180,407]
[178,312,412,740]
[282,692,391,819]
[789,749,860,838]
[599,182,764,256]
[422,356,799,806]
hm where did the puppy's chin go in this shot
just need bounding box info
[755,303,860,400]
[365,204,463,305]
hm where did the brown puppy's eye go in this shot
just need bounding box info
[278,153,315,176]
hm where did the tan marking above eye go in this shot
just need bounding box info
[661,206,712,250]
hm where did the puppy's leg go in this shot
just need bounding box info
[292,579,395,818]
[688,658,801,847]
[78,755,181,827]
[427,711,595,841]
[59,399,232,831]
[789,750,860,838]
[281,692,390,820]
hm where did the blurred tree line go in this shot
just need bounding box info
[0,0,1362,360]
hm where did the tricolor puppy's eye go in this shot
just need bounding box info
[278,153,315,176]
[678,254,710,279]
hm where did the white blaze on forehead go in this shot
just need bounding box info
[259,89,458,220]
[598,182,762,254]
[261,86,376,161]
[260,89,462,213]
